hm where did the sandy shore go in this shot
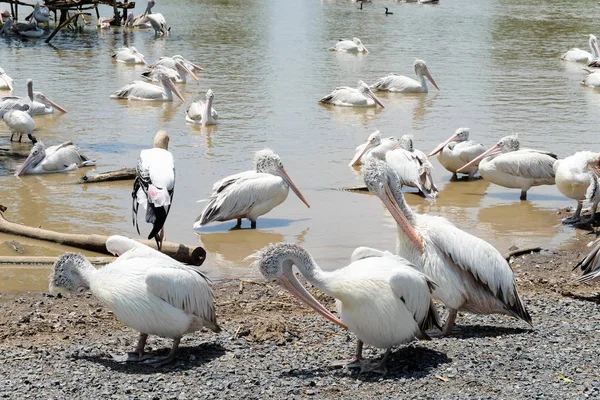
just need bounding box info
[1,242,600,399]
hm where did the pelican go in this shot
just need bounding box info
[49,235,220,366]
[125,0,154,28]
[575,207,600,282]
[329,37,369,53]
[362,158,532,335]
[14,139,95,176]
[252,243,440,373]
[97,17,113,29]
[384,7,393,14]
[0,79,67,115]
[320,80,385,108]
[554,152,600,224]
[8,18,44,37]
[372,60,439,93]
[0,68,13,90]
[349,130,399,166]
[112,47,147,64]
[582,69,600,88]
[428,127,486,179]
[457,135,557,200]
[561,35,600,63]
[140,0,168,36]
[2,108,34,142]
[194,148,310,229]
[32,2,50,23]
[132,131,175,250]
[0,10,9,24]
[185,89,218,126]
[385,134,438,198]
[150,55,204,74]
[110,72,185,101]
[142,62,197,84]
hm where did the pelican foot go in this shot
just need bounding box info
[330,358,363,369]
[562,216,582,225]
[360,359,388,375]
[110,352,149,362]
[141,353,177,368]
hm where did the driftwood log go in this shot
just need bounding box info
[0,206,206,266]
[75,167,136,184]
[503,246,543,262]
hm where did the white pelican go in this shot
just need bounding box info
[349,130,399,166]
[0,68,13,90]
[142,62,197,84]
[140,1,168,36]
[110,72,184,101]
[14,139,95,176]
[125,0,153,28]
[32,2,50,23]
[362,158,532,335]
[384,134,438,198]
[185,89,218,126]
[427,127,486,179]
[2,108,34,142]
[194,148,310,229]
[328,37,368,53]
[0,79,67,115]
[554,151,600,224]
[371,60,439,93]
[575,213,600,282]
[49,235,220,366]
[457,135,557,200]
[252,243,440,373]
[132,131,175,250]
[320,80,385,108]
[582,69,600,88]
[561,34,599,63]
[150,55,204,74]
[97,17,113,29]
[112,47,146,64]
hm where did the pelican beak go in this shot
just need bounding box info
[140,55,147,65]
[424,68,440,90]
[278,166,310,208]
[362,45,369,53]
[349,141,374,166]
[14,150,37,176]
[428,133,458,157]
[377,183,424,252]
[593,40,600,59]
[177,61,198,81]
[279,272,347,329]
[161,25,169,36]
[365,88,385,108]
[166,78,185,101]
[0,73,12,91]
[42,96,67,113]
[186,60,204,72]
[457,143,500,173]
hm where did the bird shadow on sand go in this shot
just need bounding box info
[561,292,600,304]
[281,345,451,381]
[194,218,311,233]
[74,342,226,374]
[449,324,532,339]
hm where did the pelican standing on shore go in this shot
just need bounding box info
[457,135,557,200]
[252,243,440,373]
[132,131,175,250]
[349,130,399,166]
[428,127,486,179]
[320,81,385,108]
[562,34,600,63]
[112,47,147,64]
[363,158,532,335]
[110,72,184,101]
[329,37,368,53]
[185,89,218,126]
[371,60,439,93]
[14,139,95,176]
[49,236,220,366]
[194,148,310,229]
[0,68,13,90]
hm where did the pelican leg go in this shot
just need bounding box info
[110,333,149,362]
[142,337,180,367]
[331,340,363,369]
[250,220,257,229]
[577,201,600,225]
[563,202,583,225]
[360,348,391,375]
[9,132,14,142]
[442,309,458,336]
[18,133,23,143]
[451,173,458,180]
[520,190,527,201]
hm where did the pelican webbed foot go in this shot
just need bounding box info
[110,333,148,362]
[428,309,459,337]
[359,348,391,375]
[331,340,363,369]
[562,216,582,225]
[141,337,180,367]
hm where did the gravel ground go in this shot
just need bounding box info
[1,246,600,399]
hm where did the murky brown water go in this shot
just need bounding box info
[0,0,598,291]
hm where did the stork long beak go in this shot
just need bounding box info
[279,273,347,329]
[278,167,310,208]
[365,89,385,108]
[428,133,458,157]
[349,141,374,166]
[14,150,38,176]
[457,143,500,173]
[376,184,424,252]
[424,69,440,90]
[0,74,12,91]
[177,61,198,81]
[165,78,185,101]
[42,96,67,113]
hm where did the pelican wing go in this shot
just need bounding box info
[0,96,24,112]
[385,149,426,191]
[320,87,368,105]
[575,237,600,282]
[493,150,557,180]
[185,101,203,120]
[456,141,486,164]
[41,142,90,172]
[331,40,358,51]
[110,81,165,100]
[350,246,394,262]
[371,74,420,92]
[428,217,531,323]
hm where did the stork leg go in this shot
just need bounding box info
[360,348,391,375]
[331,340,363,369]
[520,190,527,201]
[110,333,149,362]
[142,337,180,367]
[563,201,583,225]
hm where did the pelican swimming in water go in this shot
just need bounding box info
[110,72,184,101]
[252,243,440,373]
[97,17,114,29]
[185,89,218,126]
[14,139,95,176]
[125,0,155,28]
[329,37,369,53]
[372,60,439,93]
[562,34,600,63]
[32,2,50,23]
[49,235,220,366]
[0,68,13,90]
[112,47,147,64]
[320,80,385,108]
[142,61,197,84]
[428,127,486,179]
[150,55,204,74]
[362,158,532,335]
[132,131,175,251]
[582,68,600,88]
[0,79,67,115]
[194,148,310,230]
[349,130,399,166]
[457,135,557,200]
[2,17,44,37]
[385,134,438,198]
[554,151,600,224]
[2,107,34,142]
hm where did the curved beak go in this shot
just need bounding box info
[14,151,38,176]
[0,74,13,91]
[278,166,310,208]
[457,143,500,173]
[279,273,347,329]
[43,96,67,113]
[365,88,385,108]
[376,184,424,252]
[428,133,458,157]
[166,78,185,101]
[349,141,374,166]
[424,68,439,90]
[177,61,198,81]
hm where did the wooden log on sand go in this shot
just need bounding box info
[0,205,206,266]
[75,167,136,184]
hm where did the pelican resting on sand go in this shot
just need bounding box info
[320,81,385,108]
[428,127,486,179]
[110,72,184,101]
[49,235,220,366]
[252,243,440,374]
[14,139,95,176]
[185,89,218,126]
[363,158,532,335]
[329,37,368,53]
[350,130,399,166]
[113,47,147,64]
[194,148,310,229]
[372,60,439,93]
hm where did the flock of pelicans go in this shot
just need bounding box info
[4,3,600,374]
